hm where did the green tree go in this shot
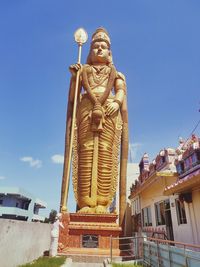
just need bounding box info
[45,209,57,223]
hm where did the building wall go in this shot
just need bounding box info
[0,219,51,267]
[140,176,175,205]
[191,189,200,244]
[138,177,179,240]
[189,190,200,244]
[140,183,200,244]
[140,177,175,226]
[164,190,200,245]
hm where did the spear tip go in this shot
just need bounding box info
[74,28,88,45]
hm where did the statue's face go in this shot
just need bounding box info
[90,41,110,64]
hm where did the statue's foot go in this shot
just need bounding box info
[95,205,108,214]
[78,206,95,213]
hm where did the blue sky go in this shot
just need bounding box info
[0,0,199,217]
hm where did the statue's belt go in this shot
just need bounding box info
[81,92,115,100]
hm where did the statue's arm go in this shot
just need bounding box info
[114,72,126,106]
[68,64,82,104]
[67,78,80,122]
[68,77,77,104]
[106,72,126,116]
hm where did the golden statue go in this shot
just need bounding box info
[60,28,128,221]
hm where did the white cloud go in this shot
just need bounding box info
[127,163,139,177]
[51,154,64,164]
[129,142,142,161]
[0,176,6,180]
[20,156,42,168]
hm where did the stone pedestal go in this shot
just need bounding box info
[58,213,121,256]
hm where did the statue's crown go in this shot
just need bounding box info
[91,27,111,46]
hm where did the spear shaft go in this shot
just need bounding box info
[61,44,82,212]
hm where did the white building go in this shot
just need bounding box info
[0,187,47,222]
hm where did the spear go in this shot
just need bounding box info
[61,28,88,212]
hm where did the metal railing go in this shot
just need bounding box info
[110,235,200,266]
[110,235,144,262]
[144,237,200,267]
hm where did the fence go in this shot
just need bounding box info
[110,235,143,262]
[110,235,200,267]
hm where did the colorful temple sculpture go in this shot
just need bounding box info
[164,134,200,196]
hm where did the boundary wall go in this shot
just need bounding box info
[0,219,51,267]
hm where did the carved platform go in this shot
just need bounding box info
[58,213,122,256]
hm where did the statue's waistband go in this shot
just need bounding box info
[82,92,114,99]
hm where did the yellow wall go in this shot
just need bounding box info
[190,189,200,244]
[141,176,175,208]
[133,174,200,245]
[140,176,176,229]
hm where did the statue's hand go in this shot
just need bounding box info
[106,102,119,116]
[69,63,82,77]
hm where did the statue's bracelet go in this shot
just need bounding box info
[114,99,122,106]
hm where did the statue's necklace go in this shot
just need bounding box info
[91,66,108,84]
[82,64,116,105]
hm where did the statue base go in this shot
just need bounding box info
[58,213,122,256]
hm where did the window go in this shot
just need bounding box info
[155,201,166,225]
[176,199,187,224]
[131,201,135,216]
[131,197,141,216]
[0,199,3,205]
[142,206,152,226]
